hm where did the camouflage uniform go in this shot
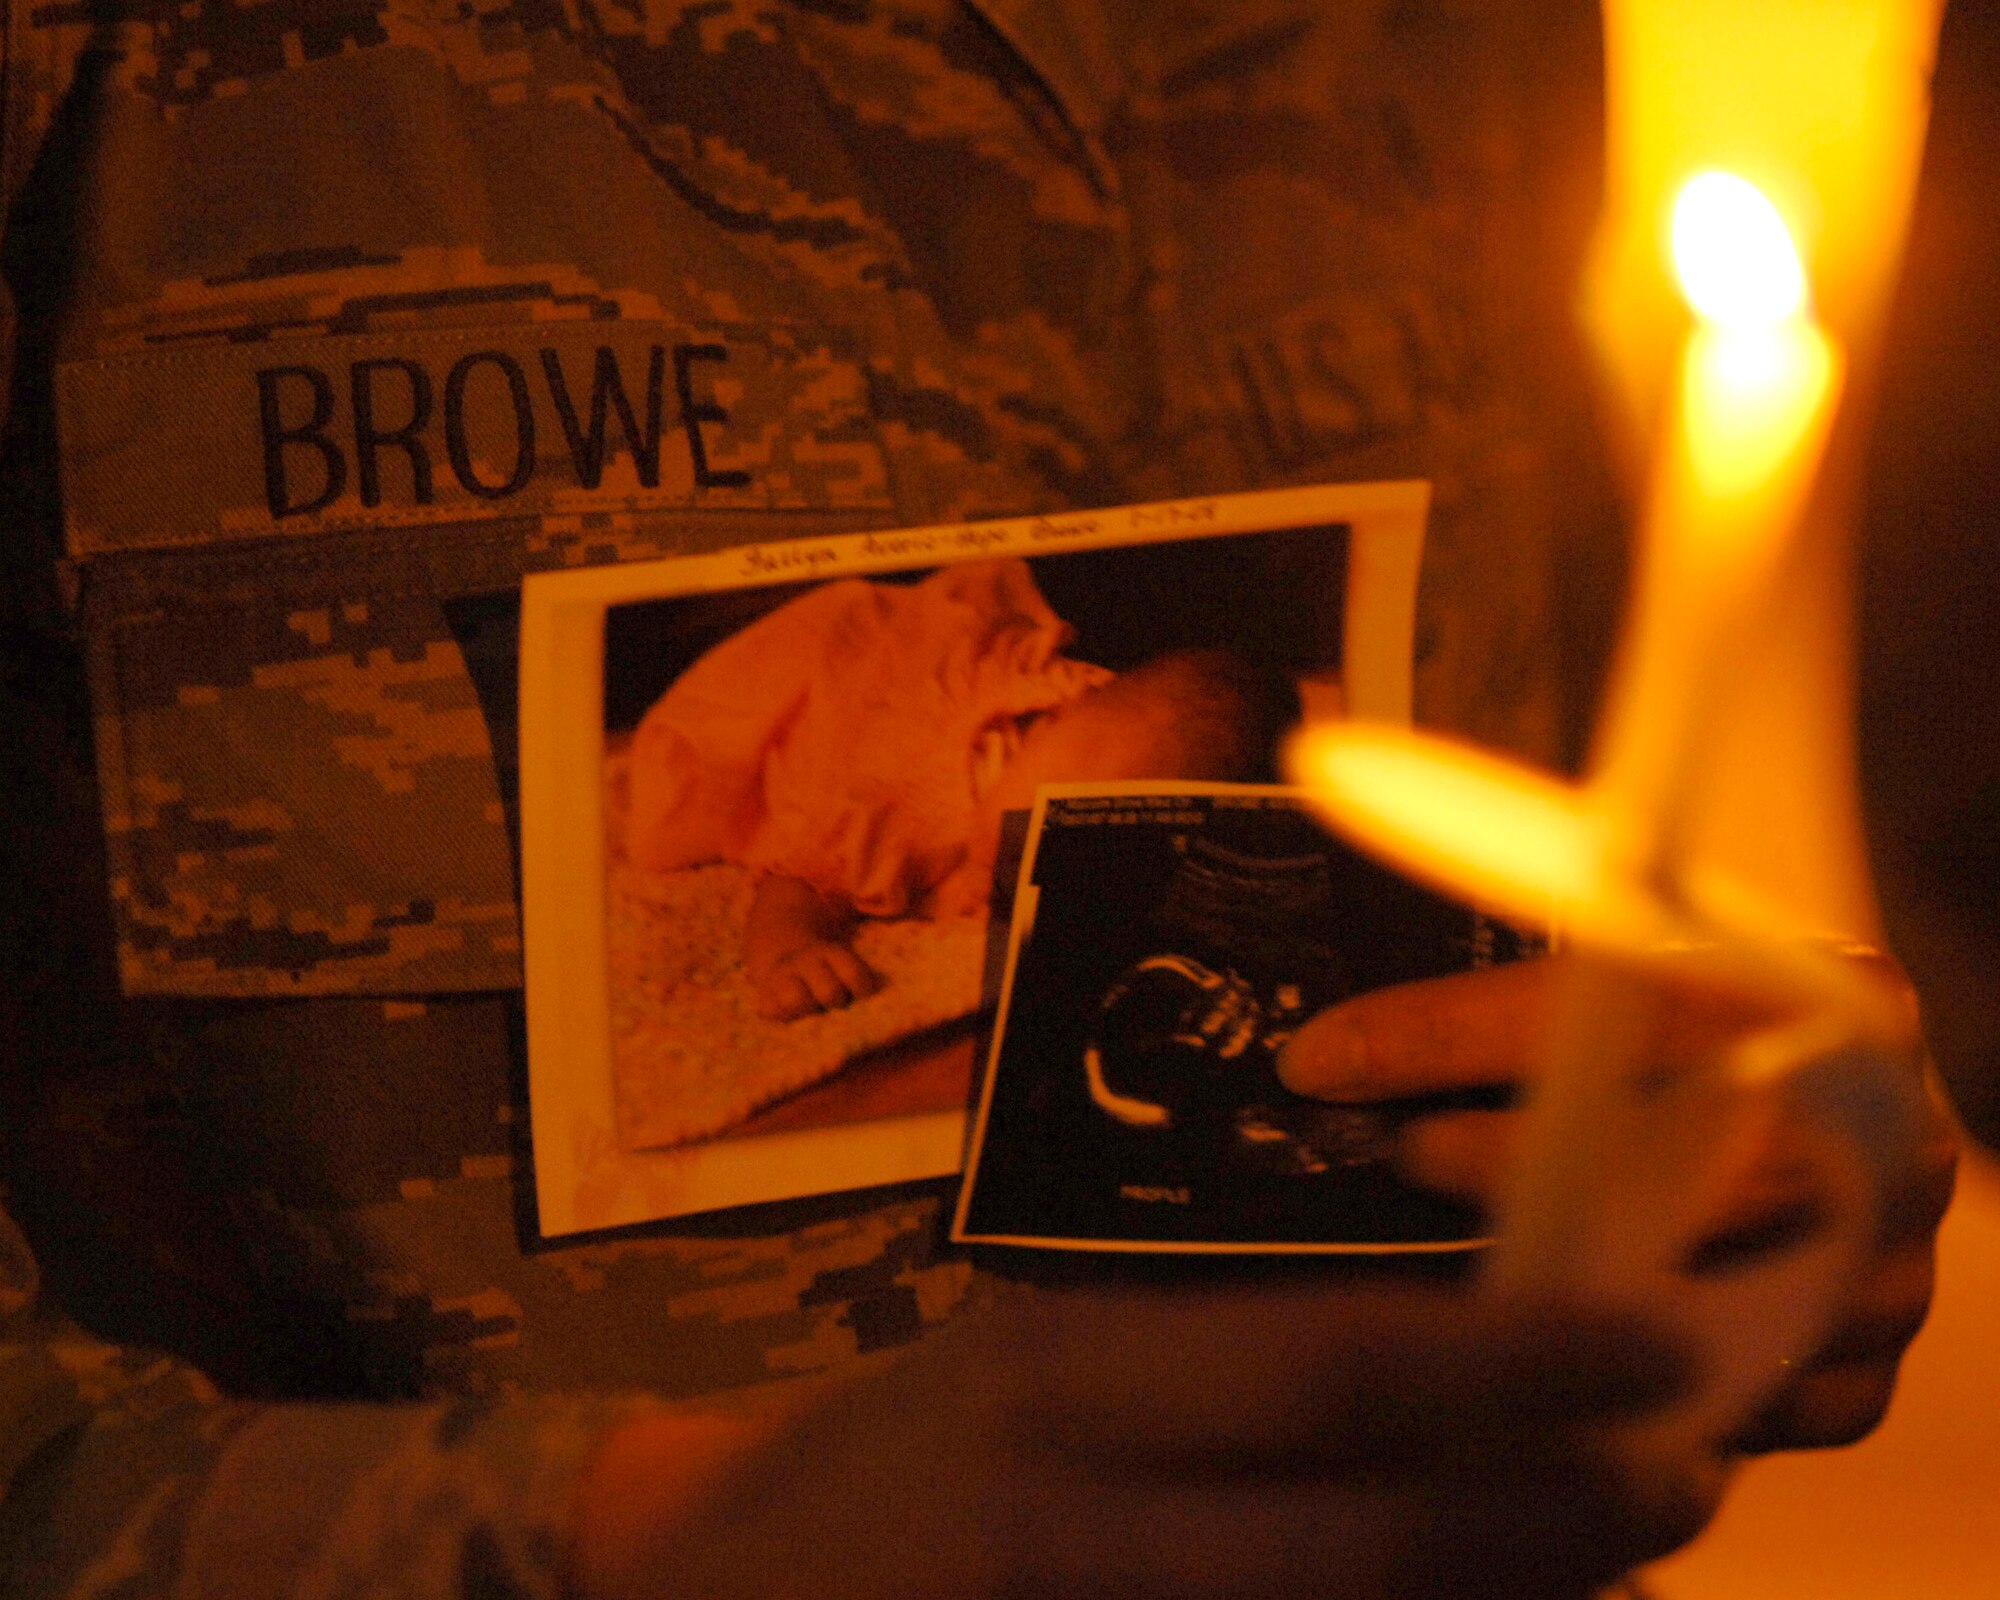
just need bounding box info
[0,1,1607,1594]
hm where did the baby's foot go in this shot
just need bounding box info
[751,940,882,1021]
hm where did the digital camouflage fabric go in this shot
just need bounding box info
[41,0,1151,997]
[2,1199,668,1599]
[1,1,1609,1595]
[18,0,1595,999]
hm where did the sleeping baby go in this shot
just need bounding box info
[624,557,1287,1020]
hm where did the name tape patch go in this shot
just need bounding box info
[58,321,891,557]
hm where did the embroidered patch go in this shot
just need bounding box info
[58,320,892,556]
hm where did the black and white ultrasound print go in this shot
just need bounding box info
[954,786,1541,1253]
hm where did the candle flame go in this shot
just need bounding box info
[1290,723,1605,914]
[1670,171,1806,330]
[1680,321,1837,502]
[1665,172,1837,503]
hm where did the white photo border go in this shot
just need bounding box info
[521,480,1428,1237]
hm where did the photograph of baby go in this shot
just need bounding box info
[519,480,1430,1235]
[600,535,1339,1158]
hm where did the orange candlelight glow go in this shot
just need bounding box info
[1291,0,1947,1488]
[1588,169,1845,846]
[1669,174,1836,503]
[1671,173,1805,328]
[1585,0,1942,465]
[1291,3,1942,990]
[1287,166,1851,967]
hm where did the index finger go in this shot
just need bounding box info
[1277,961,1556,1101]
[1277,953,1809,1103]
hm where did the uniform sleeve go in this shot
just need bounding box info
[0,1200,651,1600]
[0,33,651,1597]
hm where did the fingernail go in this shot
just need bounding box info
[1276,1017,1368,1096]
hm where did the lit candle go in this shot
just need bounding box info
[1289,0,1945,1472]
[1592,171,1842,878]
[1291,0,1940,973]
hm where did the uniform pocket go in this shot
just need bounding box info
[63,319,895,996]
